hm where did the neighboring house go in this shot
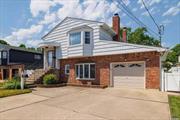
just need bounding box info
[0,44,43,81]
[39,14,167,89]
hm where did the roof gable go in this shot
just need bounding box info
[42,17,114,39]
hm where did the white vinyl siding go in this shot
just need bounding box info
[99,28,113,41]
[43,18,102,58]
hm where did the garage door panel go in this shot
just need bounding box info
[112,62,145,89]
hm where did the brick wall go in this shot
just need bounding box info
[60,51,160,89]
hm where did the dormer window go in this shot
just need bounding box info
[85,31,90,44]
[69,32,81,45]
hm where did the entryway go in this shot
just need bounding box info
[111,61,145,89]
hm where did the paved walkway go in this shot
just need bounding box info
[0,87,171,120]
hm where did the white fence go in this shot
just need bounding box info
[162,70,180,92]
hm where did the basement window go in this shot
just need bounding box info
[75,63,95,80]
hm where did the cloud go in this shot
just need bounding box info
[138,0,161,9]
[141,7,158,16]
[163,4,180,16]
[26,39,43,47]
[30,0,55,17]
[5,24,43,46]
[39,12,57,25]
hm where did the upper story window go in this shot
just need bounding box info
[2,51,7,59]
[85,31,90,44]
[69,32,81,45]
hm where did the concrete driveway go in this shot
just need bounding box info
[0,87,170,120]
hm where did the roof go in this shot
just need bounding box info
[39,41,59,48]
[0,44,42,54]
[42,17,116,39]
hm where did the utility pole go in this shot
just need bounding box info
[159,25,164,46]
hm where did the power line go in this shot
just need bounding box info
[119,0,159,37]
[111,0,159,38]
[141,0,160,30]
[141,0,164,45]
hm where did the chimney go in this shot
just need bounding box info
[122,27,127,42]
[112,13,120,41]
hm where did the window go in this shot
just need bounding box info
[34,54,41,60]
[69,32,81,45]
[2,51,7,59]
[85,31,90,44]
[75,63,95,80]
[47,51,54,67]
[65,64,70,75]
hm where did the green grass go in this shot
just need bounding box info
[0,89,32,98]
[0,82,4,87]
[168,95,180,119]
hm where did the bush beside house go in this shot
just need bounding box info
[43,74,58,85]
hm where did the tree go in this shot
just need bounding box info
[123,27,160,47]
[19,44,26,48]
[166,44,180,64]
[163,44,180,71]
[0,39,9,45]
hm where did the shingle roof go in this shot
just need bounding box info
[0,44,42,54]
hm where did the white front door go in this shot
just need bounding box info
[47,51,54,68]
[112,62,145,89]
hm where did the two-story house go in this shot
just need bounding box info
[0,44,43,81]
[39,14,167,90]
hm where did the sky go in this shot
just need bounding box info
[0,0,180,48]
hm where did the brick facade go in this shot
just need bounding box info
[60,51,160,89]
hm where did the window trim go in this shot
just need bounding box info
[75,63,95,80]
[65,64,70,75]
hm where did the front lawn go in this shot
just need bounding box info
[168,95,180,119]
[0,89,32,98]
[0,82,4,87]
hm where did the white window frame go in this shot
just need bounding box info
[65,64,70,75]
[75,63,95,80]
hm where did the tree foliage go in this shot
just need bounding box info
[166,44,180,64]
[163,44,180,71]
[120,27,160,47]
[19,44,26,48]
[0,39,9,45]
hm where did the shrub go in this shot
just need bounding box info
[13,76,21,81]
[3,79,27,89]
[43,74,57,85]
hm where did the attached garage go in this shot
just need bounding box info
[111,61,145,89]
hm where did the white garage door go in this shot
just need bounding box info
[112,62,145,89]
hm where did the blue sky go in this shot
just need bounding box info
[0,0,179,48]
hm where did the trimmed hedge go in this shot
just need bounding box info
[43,74,58,85]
